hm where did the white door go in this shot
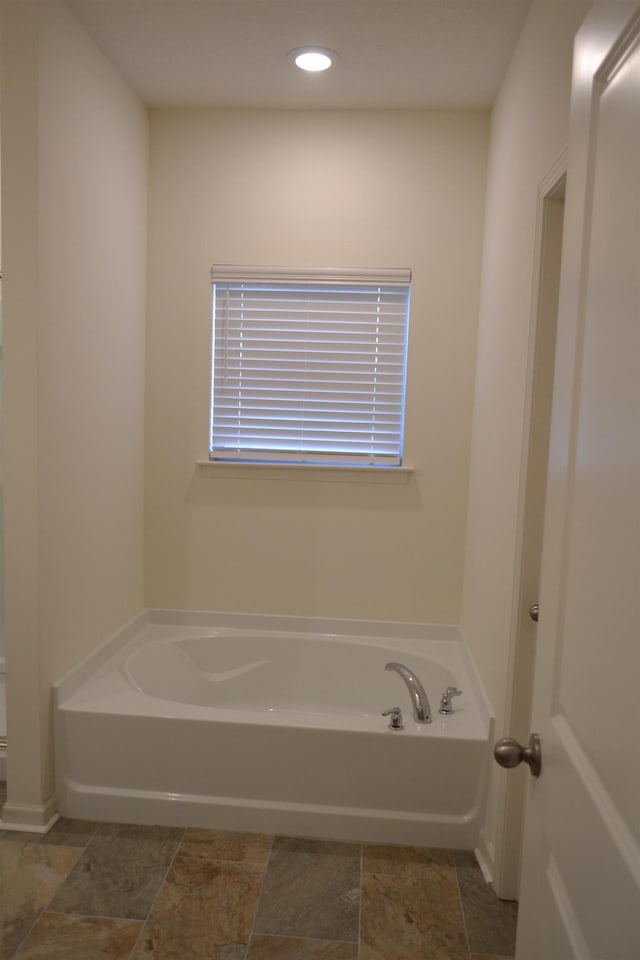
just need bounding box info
[513,4,640,957]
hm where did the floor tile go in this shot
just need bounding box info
[0,840,81,960]
[454,852,517,956]
[89,822,184,861]
[451,851,478,869]
[253,837,360,942]
[12,911,143,959]
[48,823,182,920]
[363,844,454,878]
[247,934,358,959]
[179,828,272,863]
[131,853,265,959]
[361,869,469,960]
[0,817,520,960]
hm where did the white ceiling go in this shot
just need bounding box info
[67,0,533,110]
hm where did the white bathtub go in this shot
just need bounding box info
[54,611,493,847]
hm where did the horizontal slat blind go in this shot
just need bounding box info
[210,266,411,466]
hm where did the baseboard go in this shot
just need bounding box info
[0,794,59,832]
[475,826,496,885]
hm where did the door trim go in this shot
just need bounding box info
[492,149,568,898]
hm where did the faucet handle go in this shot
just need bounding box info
[439,687,462,715]
[382,706,404,730]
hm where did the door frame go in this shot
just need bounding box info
[492,150,568,899]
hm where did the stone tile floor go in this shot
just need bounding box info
[0,783,517,960]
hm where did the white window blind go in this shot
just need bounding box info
[210,265,411,466]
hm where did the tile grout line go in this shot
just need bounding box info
[29,907,147,925]
[8,894,51,958]
[357,842,364,960]
[242,832,276,960]
[123,826,187,960]
[453,853,474,960]
[248,931,361,946]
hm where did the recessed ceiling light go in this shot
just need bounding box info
[290,47,337,73]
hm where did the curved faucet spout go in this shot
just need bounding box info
[385,662,432,723]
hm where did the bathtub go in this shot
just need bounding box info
[54,611,493,847]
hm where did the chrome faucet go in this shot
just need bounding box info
[439,686,462,715]
[382,706,404,730]
[385,662,432,723]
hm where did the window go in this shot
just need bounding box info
[210,265,411,467]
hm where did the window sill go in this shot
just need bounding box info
[196,460,414,484]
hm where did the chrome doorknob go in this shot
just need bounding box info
[529,603,539,622]
[493,733,542,777]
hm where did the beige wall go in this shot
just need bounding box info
[460,0,590,893]
[145,108,488,623]
[1,0,147,820]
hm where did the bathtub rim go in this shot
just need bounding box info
[53,608,494,729]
